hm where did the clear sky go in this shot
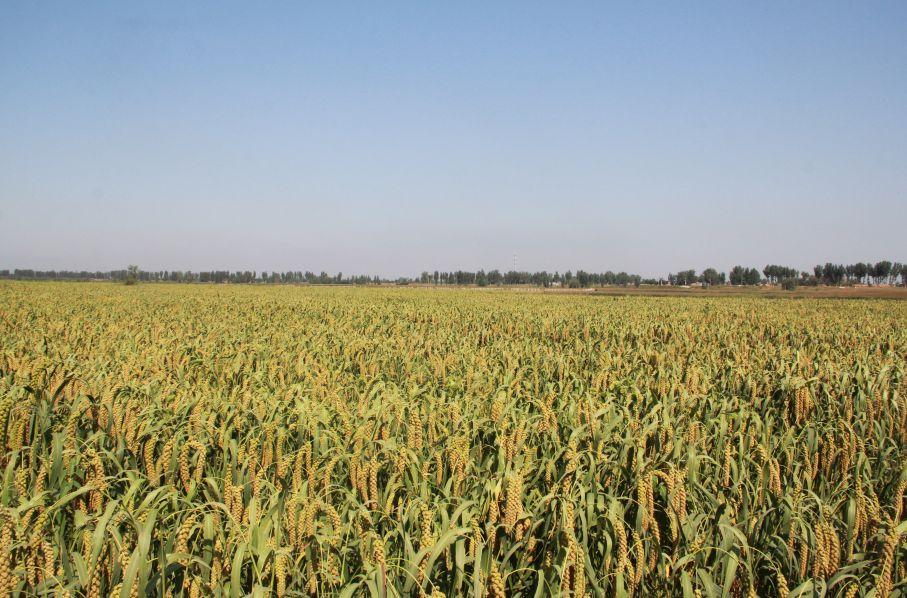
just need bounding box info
[1,2,905,278]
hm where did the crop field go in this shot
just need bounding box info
[0,281,905,597]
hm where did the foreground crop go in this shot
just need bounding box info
[0,282,905,596]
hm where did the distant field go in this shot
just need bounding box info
[493,284,907,300]
[0,282,904,596]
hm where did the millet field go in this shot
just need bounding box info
[0,281,904,597]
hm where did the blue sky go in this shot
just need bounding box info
[1,2,905,277]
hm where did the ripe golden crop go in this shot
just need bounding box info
[0,281,904,596]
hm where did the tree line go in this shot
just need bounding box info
[0,268,648,288]
[2,259,904,288]
[666,261,906,289]
[0,269,401,285]
[811,261,902,286]
[418,270,648,288]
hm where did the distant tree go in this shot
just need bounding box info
[728,266,760,285]
[729,266,747,285]
[873,261,892,285]
[889,262,901,285]
[682,269,698,285]
[818,263,845,285]
[125,265,139,285]
[668,269,698,285]
[799,272,820,286]
[701,268,724,286]
[763,265,799,283]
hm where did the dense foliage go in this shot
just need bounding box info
[0,282,905,597]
